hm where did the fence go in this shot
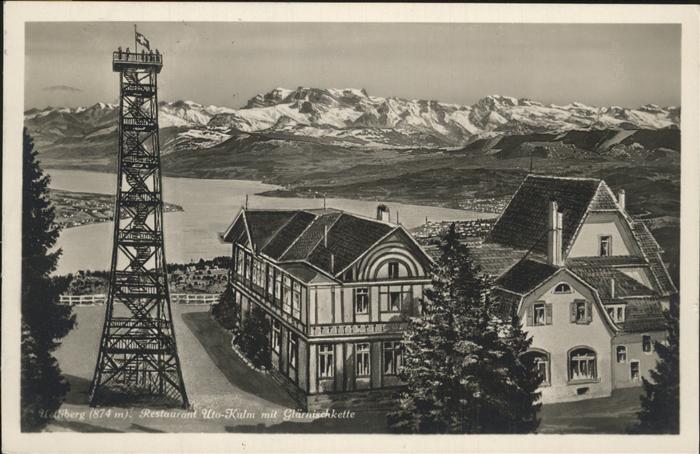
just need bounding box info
[59,293,220,306]
[59,294,107,306]
[170,293,219,305]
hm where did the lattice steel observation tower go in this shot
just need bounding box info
[90,29,189,408]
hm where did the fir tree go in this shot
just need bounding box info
[236,305,271,369]
[387,224,541,434]
[211,282,239,330]
[21,128,76,431]
[634,297,679,434]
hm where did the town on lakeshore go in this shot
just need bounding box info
[16,18,685,439]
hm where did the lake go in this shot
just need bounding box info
[48,169,495,275]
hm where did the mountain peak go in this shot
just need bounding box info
[475,94,520,108]
[24,89,680,151]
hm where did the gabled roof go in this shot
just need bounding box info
[306,213,397,274]
[567,265,656,300]
[245,210,299,249]
[282,211,342,261]
[629,220,677,296]
[621,299,666,332]
[566,255,647,267]
[469,242,546,277]
[222,207,431,278]
[262,211,317,259]
[486,175,616,255]
[495,259,559,295]
[221,209,298,249]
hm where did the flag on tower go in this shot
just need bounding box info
[136,30,150,50]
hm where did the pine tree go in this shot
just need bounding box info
[634,297,679,434]
[21,128,76,431]
[387,224,541,433]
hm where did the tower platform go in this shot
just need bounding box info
[113,51,162,73]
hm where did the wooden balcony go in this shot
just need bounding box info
[309,321,408,338]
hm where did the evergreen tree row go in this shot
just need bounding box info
[21,128,76,431]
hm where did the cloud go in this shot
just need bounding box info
[42,85,82,93]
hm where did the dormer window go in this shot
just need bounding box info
[606,305,626,323]
[599,235,612,257]
[554,283,572,294]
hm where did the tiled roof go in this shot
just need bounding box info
[469,243,544,277]
[307,213,394,273]
[588,184,620,210]
[222,213,249,244]
[244,210,298,249]
[566,255,647,267]
[281,211,342,260]
[261,211,317,259]
[279,262,333,284]
[621,299,666,332]
[630,221,677,296]
[496,259,559,295]
[224,208,413,277]
[569,266,656,300]
[631,220,663,253]
[487,175,604,255]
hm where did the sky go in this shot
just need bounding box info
[25,22,680,110]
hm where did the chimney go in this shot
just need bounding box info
[547,200,564,266]
[324,225,328,248]
[330,253,335,274]
[610,278,616,299]
[617,189,626,211]
[376,204,390,222]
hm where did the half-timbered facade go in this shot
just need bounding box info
[221,206,433,410]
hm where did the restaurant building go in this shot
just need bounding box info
[221,205,433,410]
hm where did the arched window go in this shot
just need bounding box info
[523,350,550,385]
[554,282,572,294]
[616,345,627,363]
[569,347,597,381]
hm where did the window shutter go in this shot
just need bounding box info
[526,302,533,326]
[586,301,593,323]
[545,303,553,325]
[569,301,577,323]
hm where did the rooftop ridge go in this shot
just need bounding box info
[246,206,399,229]
[526,174,602,182]
[251,209,306,252]
[277,211,324,260]
[292,211,345,262]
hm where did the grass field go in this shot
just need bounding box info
[47,305,644,433]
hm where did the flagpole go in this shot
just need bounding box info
[134,24,137,53]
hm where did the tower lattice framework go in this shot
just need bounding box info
[90,46,189,407]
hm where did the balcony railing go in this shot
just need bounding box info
[113,51,163,73]
[123,117,157,128]
[118,229,162,245]
[309,321,408,337]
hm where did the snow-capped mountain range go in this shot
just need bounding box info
[25,87,680,153]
